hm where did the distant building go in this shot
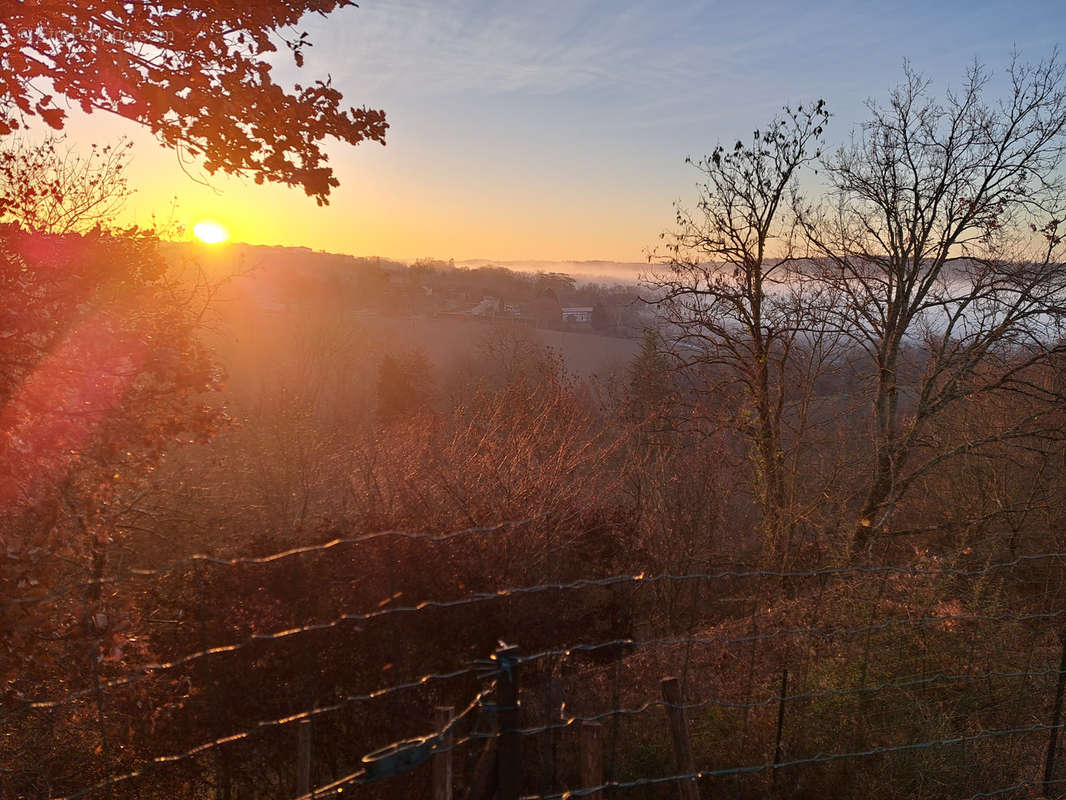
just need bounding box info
[471,296,520,318]
[562,306,594,325]
[471,296,500,316]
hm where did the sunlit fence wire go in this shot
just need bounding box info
[7,515,1066,800]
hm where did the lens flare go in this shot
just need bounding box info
[193,220,230,245]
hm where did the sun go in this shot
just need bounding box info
[193,220,230,245]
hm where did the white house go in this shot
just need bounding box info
[561,306,594,324]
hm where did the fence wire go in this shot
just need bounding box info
[509,722,1066,799]
[13,587,1066,713]
[11,520,1066,800]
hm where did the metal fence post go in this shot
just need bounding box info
[496,644,521,800]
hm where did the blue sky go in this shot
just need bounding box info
[74,0,1066,261]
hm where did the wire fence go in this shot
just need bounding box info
[7,515,1066,800]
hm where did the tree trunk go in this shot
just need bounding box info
[854,353,900,549]
[753,346,790,564]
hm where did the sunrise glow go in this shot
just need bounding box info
[193,220,230,245]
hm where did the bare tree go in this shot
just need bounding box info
[0,137,134,233]
[647,101,834,563]
[798,54,1066,548]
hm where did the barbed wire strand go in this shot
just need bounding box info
[3,515,550,610]
[291,721,513,800]
[957,777,1066,799]
[15,598,1066,713]
[45,642,1066,798]
[338,681,498,795]
[294,720,1066,800]
[19,553,1066,798]
[51,665,482,800]
[52,658,1066,800]
[60,672,502,800]
[459,665,1064,740]
[513,722,1066,799]
[12,544,1066,612]
[512,606,1066,666]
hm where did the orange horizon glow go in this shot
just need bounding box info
[62,112,662,264]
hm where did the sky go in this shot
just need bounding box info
[54,0,1066,262]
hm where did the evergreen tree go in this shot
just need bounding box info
[625,328,676,432]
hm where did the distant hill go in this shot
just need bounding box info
[161,240,651,338]
[456,258,647,284]
[163,241,649,286]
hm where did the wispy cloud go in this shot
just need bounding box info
[300,0,908,130]
[309,0,731,96]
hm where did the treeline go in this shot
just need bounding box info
[181,243,646,335]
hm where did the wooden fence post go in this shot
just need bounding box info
[772,668,788,787]
[296,719,312,797]
[497,644,521,800]
[581,721,605,799]
[465,741,497,800]
[1044,635,1066,791]
[433,706,455,800]
[661,677,699,800]
[548,678,563,792]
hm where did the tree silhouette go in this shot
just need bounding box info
[0,1,387,204]
[0,137,135,233]
[0,223,222,696]
[798,55,1066,547]
[649,101,831,562]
